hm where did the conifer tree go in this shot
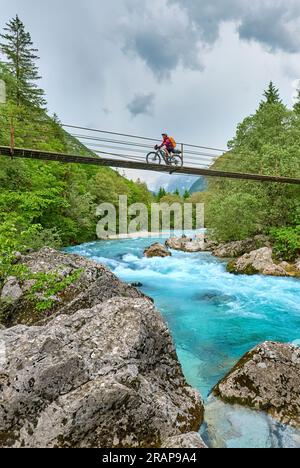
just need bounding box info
[183,189,190,200]
[261,81,281,106]
[157,187,166,200]
[0,15,46,108]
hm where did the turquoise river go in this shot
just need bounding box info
[66,234,300,449]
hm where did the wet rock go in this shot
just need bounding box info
[144,243,171,258]
[213,341,300,428]
[204,397,300,449]
[161,433,207,449]
[227,247,288,277]
[0,248,145,328]
[130,282,143,288]
[0,297,204,448]
[194,291,233,306]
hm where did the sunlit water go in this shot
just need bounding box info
[65,235,300,448]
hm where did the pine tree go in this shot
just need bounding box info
[183,189,190,200]
[0,15,46,108]
[293,90,300,115]
[261,81,281,106]
[157,187,166,200]
[173,188,180,196]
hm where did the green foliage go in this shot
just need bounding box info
[157,187,167,201]
[261,81,282,107]
[293,90,300,115]
[270,226,300,261]
[183,189,190,200]
[27,268,83,311]
[0,15,46,108]
[206,84,300,242]
[0,16,154,280]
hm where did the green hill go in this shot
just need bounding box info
[0,16,153,277]
[205,83,300,260]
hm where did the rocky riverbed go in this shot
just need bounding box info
[0,248,204,448]
[146,235,300,278]
[1,246,300,448]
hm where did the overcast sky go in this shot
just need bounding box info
[1,0,300,187]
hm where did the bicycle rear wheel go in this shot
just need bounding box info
[146,152,162,165]
[170,155,183,168]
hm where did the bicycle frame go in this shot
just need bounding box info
[157,148,180,164]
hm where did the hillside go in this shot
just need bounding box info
[205,84,300,260]
[0,57,153,276]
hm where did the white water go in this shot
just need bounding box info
[66,236,300,448]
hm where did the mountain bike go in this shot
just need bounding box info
[146,146,183,168]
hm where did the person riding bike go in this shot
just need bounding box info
[156,133,176,161]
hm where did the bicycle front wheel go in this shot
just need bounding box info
[146,152,162,165]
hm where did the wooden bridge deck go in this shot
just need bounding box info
[0,146,299,185]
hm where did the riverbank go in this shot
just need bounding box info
[0,248,204,448]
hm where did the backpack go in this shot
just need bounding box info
[169,137,177,148]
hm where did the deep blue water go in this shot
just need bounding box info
[65,235,300,447]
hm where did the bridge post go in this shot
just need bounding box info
[181,143,184,162]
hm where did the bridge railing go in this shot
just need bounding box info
[0,114,225,169]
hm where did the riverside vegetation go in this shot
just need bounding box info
[0,17,299,314]
[0,16,153,306]
[0,15,300,449]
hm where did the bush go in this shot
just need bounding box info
[270,226,300,261]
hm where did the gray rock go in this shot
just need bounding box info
[144,243,171,258]
[213,341,300,428]
[161,433,207,449]
[0,277,23,304]
[227,247,288,277]
[165,235,205,253]
[12,252,22,264]
[0,297,204,448]
[213,236,270,259]
[1,248,145,327]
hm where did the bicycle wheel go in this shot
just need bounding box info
[170,155,183,168]
[146,152,162,165]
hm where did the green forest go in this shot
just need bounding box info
[0,16,153,281]
[0,14,299,289]
[206,82,300,260]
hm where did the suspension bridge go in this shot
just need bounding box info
[0,120,299,185]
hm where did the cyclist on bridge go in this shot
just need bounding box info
[156,133,177,160]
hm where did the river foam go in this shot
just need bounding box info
[66,236,300,448]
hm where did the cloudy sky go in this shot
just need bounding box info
[1,0,300,187]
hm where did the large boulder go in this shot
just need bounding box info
[213,342,300,428]
[213,236,270,259]
[165,235,205,253]
[0,277,23,305]
[144,243,171,258]
[161,433,207,449]
[0,248,144,327]
[227,247,288,276]
[0,297,204,448]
